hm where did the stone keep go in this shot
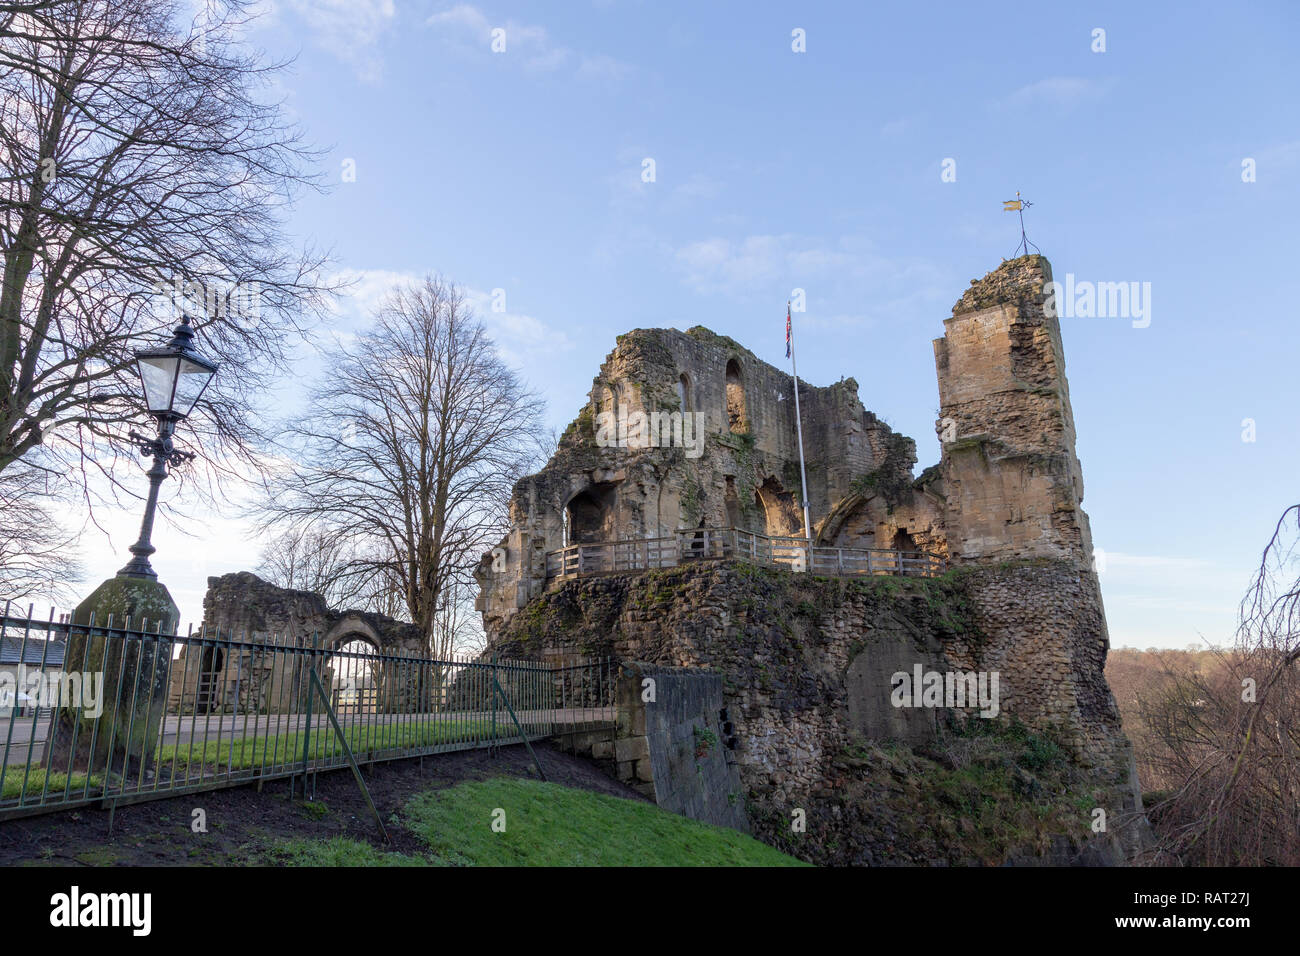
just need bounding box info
[476,327,946,638]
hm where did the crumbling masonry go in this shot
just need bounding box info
[476,256,1144,863]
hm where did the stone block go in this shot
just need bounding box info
[615,735,649,762]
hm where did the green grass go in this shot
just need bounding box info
[0,769,102,800]
[272,777,807,867]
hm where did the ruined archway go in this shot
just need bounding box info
[325,634,380,715]
[725,359,746,433]
[755,476,802,537]
[892,528,918,555]
[677,373,693,412]
[818,493,881,550]
[566,481,619,544]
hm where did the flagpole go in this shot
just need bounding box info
[787,303,813,549]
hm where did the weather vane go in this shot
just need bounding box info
[1003,191,1039,258]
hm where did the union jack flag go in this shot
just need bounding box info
[785,304,792,359]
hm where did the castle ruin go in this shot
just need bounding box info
[476,255,1145,864]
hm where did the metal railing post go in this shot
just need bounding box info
[298,631,318,799]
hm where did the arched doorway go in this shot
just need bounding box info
[196,645,225,714]
[327,636,380,715]
[755,476,802,537]
[566,481,619,544]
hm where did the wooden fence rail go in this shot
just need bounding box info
[544,527,946,581]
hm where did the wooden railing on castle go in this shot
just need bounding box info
[544,527,946,581]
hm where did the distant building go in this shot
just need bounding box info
[0,635,67,717]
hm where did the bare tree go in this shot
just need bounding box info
[255,526,360,607]
[0,0,333,515]
[256,277,542,657]
[1142,504,1300,865]
[256,525,414,620]
[0,459,82,604]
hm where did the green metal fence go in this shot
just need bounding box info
[0,603,617,821]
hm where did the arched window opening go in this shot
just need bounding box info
[725,360,746,433]
[677,373,692,413]
[755,476,802,537]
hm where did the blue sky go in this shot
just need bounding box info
[80,1,1300,646]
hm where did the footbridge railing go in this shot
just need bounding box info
[0,603,615,822]
[545,527,946,581]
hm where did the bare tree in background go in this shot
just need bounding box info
[255,526,361,608]
[257,277,542,658]
[0,0,333,518]
[256,526,411,620]
[1142,504,1300,865]
[0,461,82,604]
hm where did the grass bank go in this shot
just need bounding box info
[270,776,806,867]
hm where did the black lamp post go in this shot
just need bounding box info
[117,315,219,580]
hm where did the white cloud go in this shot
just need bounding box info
[426,2,489,33]
[673,234,944,300]
[880,115,923,138]
[994,76,1112,111]
[312,270,573,370]
[426,3,627,78]
[1098,550,1249,649]
[282,0,396,83]
[672,173,722,203]
[462,288,574,369]
[1256,140,1300,170]
[577,53,632,82]
[1102,552,1215,570]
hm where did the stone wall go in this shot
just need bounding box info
[168,573,427,714]
[474,255,1145,863]
[199,572,426,655]
[489,561,1143,865]
[615,662,749,833]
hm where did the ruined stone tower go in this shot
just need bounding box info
[931,257,1131,785]
[934,255,1095,567]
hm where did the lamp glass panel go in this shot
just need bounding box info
[137,356,179,413]
[172,357,215,417]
